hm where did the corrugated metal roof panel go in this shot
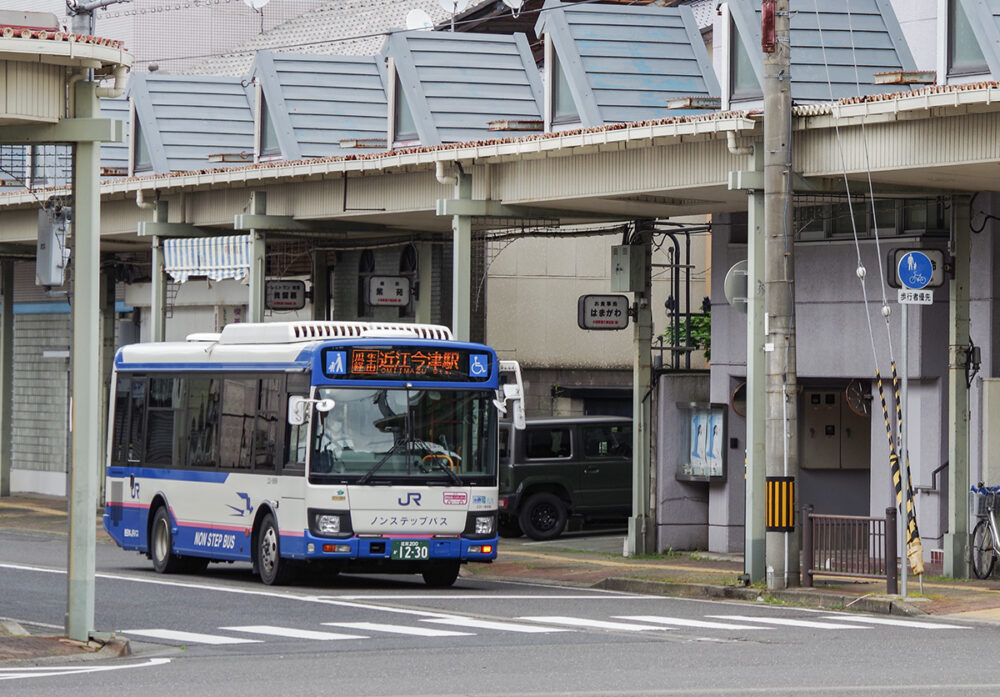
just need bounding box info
[535,1,719,127]
[383,30,544,146]
[252,51,388,161]
[728,0,917,104]
[130,73,254,173]
[100,97,130,178]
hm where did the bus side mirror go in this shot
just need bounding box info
[288,396,336,425]
[288,396,308,425]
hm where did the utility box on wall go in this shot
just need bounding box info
[800,387,870,470]
[610,245,646,293]
[982,379,1000,485]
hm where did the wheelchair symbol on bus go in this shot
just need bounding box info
[469,354,489,378]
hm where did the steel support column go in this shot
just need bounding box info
[248,192,267,323]
[149,201,167,342]
[451,173,472,341]
[0,258,12,498]
[67,80,101,642]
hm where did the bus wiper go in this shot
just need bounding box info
[412,439,463,486]
[357,439,407,485]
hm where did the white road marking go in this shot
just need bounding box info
[0,658,170,681]
[707,615,871,630]
[423,617,570,633]
[821,615,969,629]
[615,615,771,630]
[220,625,365,640]
[122,629,261,645]
[325,621,473,637]
[518,616,671,632]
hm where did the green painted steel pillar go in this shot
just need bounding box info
[67,80,101,642]
[451,173,472,341]
[0,258,12,498]
[415,241,434,325]
[150,201,167,342]
[248,191,267,323]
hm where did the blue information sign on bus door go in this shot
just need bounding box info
[897,251,933,290]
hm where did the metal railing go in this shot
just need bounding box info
[802,505,898,595]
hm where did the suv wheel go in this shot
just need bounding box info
[519,492,568,541]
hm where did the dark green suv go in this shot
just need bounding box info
[497,416,633,540]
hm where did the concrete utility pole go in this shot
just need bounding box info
[762,0,799,589]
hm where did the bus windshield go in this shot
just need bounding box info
[309,387,497,484]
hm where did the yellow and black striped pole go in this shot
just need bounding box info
[876,365,924,575]
[765,476,795,532]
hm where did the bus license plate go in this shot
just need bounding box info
[391,540,429,560]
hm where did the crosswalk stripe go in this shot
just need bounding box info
[820,615,969,630]
[422,617,570,633]
[706,615,870,630]
[220,625,365,640]
[518,616,671,632]
[324,622,473,637]
[123,629,261,645]
[614,615,772,630]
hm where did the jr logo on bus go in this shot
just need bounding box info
[398,493,422,506]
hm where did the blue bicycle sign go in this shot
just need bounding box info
[897,251,933,290]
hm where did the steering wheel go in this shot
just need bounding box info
[421,453,456,472]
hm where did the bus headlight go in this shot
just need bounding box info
[308,509,353,538]
[317,514,341,535]
[474,515,495,535]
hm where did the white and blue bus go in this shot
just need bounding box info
[104,321,524,587]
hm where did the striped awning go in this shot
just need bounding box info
[163,235,251,283]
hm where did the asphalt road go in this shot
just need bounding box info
[1,528,996,697]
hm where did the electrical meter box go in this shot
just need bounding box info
[610,245,646,293]
[36,205,71,287]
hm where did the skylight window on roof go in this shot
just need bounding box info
[947,0,988,77]
[133,119,152,173]
[393,74,418,144]
[551,51,578,125]
[259,94,281,159]
[730,19,761,101]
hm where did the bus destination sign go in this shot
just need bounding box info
[322,347,491,382]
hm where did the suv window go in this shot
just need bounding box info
[525,428,571,459]
[498,427,510,460]
[582,424,632,458]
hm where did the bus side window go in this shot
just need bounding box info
[254,377,282,471]
[282,373,310,475]
[185,377,220,468]
[111,376,137,465]
[220,378,255,470]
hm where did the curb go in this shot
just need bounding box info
[593,577,927,616]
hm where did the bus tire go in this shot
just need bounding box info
[422,561,461,588]
[257,513,291,586]
[518,492,568,541]
[150,507,182,574]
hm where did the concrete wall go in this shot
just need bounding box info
[656,371,712,551]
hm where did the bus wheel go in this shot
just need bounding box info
[150,507,181,574]
[518,492,567,541]
[422,561,461,588]
[257,513,291,586]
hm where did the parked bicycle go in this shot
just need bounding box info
[971,482,1000,579]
